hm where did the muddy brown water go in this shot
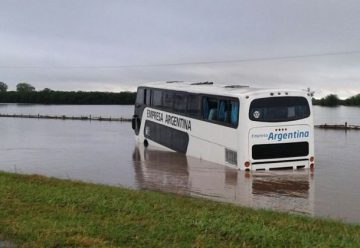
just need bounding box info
[0,105,360,223]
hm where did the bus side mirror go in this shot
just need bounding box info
[131,116,137,130]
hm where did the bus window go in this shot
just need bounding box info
[202,97,239,126]
[174,92,187,113]
[230,101,239,125]
[249,97,310,122]
[152,90,163,107]
[145,89,151,105]
[187,94,201,117]
[202,97,218,121]
[218,100,226,121]
[135,88,145,105]
[163,91,174,110]
[218,100,238,125]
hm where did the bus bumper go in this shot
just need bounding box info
[244,159,310,171]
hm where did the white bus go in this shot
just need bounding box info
[132,81,314,171]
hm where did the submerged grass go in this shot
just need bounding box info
[0,171,359,247]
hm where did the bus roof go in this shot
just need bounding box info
[141,81,309,98]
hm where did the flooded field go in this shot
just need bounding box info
[0,104,360,223]
[0,103,133,118]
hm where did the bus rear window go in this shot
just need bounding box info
[249,97,310,122]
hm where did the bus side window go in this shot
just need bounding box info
[230,101,239,126]
[135,88,145,106]
[218,100,226,121]
[202,98,209,119]
[203,97,218,121]
[174,93,187,113]
[187,94,201,117]
[152,90,163,108]
[163,91,174,110]
[145,89,151,105]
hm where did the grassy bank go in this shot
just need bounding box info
[0,172,359,247]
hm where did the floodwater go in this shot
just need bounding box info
[0,104,360,223]
[0,103,133,118]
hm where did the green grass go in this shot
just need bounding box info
[0,171,359,247]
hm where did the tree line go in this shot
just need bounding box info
[312,94,360,107]
[0,82,136,105]
[1,81,359,106]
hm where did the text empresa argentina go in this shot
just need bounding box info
[147,109,191,131]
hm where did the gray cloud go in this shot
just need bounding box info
[0,0,360,97]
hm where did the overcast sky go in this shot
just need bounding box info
[1,0,360,97]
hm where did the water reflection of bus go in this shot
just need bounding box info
[132,145,190,195]
[132,82,314,170]
[132,146,314,215]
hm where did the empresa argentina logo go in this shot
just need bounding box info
[252,130,309,142]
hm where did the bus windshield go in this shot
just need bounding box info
[249,96,310,122]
